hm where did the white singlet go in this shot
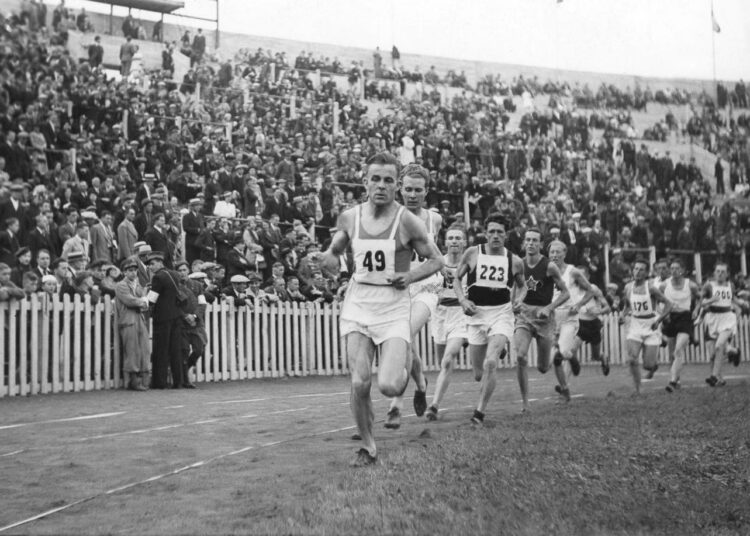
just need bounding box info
[351,205,404,286]
[664,278,691,312]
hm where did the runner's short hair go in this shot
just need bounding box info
[365,152,400,175]
[485,214,507,230]
[400,163,430,183]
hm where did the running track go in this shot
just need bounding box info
[0,363,747,533]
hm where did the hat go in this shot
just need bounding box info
[612,248,622,255]
[230,274,250,284]
[247,272,262,282]
[80,211,98,220]
[120,258,138,271]
[136,244,152,256]
[582,227,592,233]
[440,200,451,206]
[141,198,154,208]
[145,251,165,264]
[201,262,217,272]
[572,212,581,219]
[15,246,30,258]
[549,226,560,233]
[143,174,156,181]
[188,271,207,280]
[133,241,147,251]
[42,275,57,284]
[9,183,24,192]
[67,251,84,262]
[189,198,203,206]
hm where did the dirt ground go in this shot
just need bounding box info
[1,363,748,535]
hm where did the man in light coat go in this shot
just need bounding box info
[89,211,118,263]
[117,207,138,260]
[115,257,150,391]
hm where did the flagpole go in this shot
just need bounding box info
[711,0,717,97]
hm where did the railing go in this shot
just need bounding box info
[1,295,745,398]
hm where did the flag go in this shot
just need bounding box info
[712,9,721,33]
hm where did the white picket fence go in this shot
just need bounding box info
[1,295,747,398]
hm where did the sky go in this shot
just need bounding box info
[64,0,750,81]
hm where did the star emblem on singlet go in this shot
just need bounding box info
[526,276,540,291]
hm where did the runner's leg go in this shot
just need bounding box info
[347,332,377,456]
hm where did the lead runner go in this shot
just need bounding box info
[319,152,443,466]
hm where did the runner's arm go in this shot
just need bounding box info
[511,254,526,309]
[453,247,477,315]
[619,284,631,324]
[569,268,595,314]
[392,211,443,288]
[649,284,673,326]
[545,261,569,314]
[689,281,702,319]
[318,211,352,278]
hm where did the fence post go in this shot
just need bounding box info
[332,100,339,137]
[741,250,747,277]
[463,191,470,230]
[648,246,656,273]
[604,242,611,287]
[694,252,703,283]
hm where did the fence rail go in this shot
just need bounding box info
[1,296,746,398]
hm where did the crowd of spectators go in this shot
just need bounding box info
[1,2,750,321]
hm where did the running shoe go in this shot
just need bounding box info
[558,386,571,403]
[645,365,658,380]
[665,381,679,393]
[728,348,741,367]
[716,379,727,387]
[351,448,377,467]
[570,355,581,376]
[499,347,507,360]
[413,378,428,417]
[601,359,610,377]
[705,375,718,387]
[384,407,401,429]
[351,433,362,440]
[554,384,562,394]
[425,405,438,421]
[470,409,484,425]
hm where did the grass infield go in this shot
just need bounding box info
[263,384,750,535]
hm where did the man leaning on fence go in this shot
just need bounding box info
[116,257,151,391]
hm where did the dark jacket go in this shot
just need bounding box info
[150,268,183,323]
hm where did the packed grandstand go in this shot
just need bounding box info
[1,1,750,345]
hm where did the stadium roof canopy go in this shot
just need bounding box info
[88,0,185,14]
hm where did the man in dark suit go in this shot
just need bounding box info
[144,212,174,269]
[146,251,186,389]
[191,28,206,67]
[134,198,154,239]
[225,234,253,279]
[88,35,104,68]
[31,249,53,288]
[0,217,21,266]
[0,184,26,235]
[182,198,204,264]
[27,213,56,263]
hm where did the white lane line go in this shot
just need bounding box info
[80,424,183,441]
[164,405,184,409]
[288,391,349,398]
[206,398,270,405]
[0,422,374,533]
[0,450,24,457]
[0,412,126,431]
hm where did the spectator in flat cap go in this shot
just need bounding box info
[61,221,91,265]
[144,212,174,269]
[116,256,151,391]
